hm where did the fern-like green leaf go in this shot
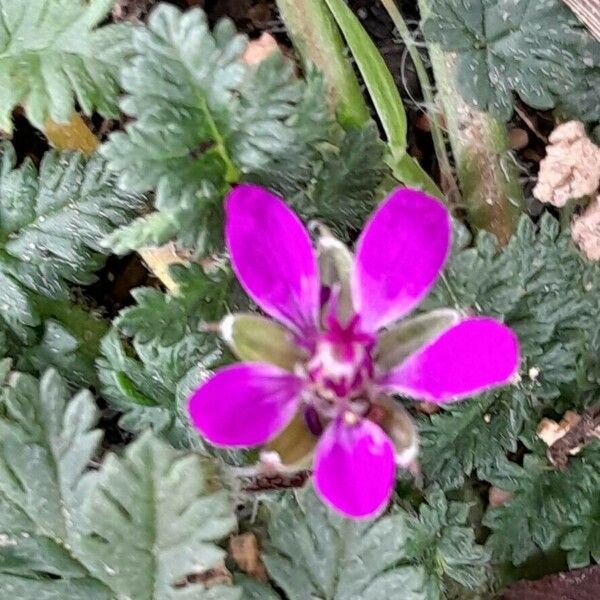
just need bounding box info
[0,0,132,131]
[102,4,389,253]
[418,216,600,489]
[423,0,600,127]
[116,262,243,346]
[0,368,241,598]
[96,327,222,447]
[290,121,390,238]
[262,486,426,600]
[78,433,241,600]
[98,261,247,445]
[483,444,600,566]
[102,5,331,251]
[404,487,490,599]
[0,368,110,597]
[0,143,143,341]
[259,485,489,600]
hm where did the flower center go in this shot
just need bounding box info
[306,314,375,407]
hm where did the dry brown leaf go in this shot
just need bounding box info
[229,533,267,582]
[242,32,279,65]
[571,195,600,260]
[533,121,600,207]
[537,410,582,447]
[537,406,600,468]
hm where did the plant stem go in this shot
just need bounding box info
[380,0,457,197]
[418,0,524,244]
[276,0,371,129]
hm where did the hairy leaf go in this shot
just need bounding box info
[0,368,241,598]
[418,216,600,489]
[263,486,426,600]
[96,327,220,447]
[98,260,248,446]
[0,368,110,596]
[0,143,142,341]
[78,433,241,600]
[484,443,600,566]
[404,487,490,599]
[0,0,132,131]
[102,4,388,253]
[290,121,389,238]
[423,0,600,129]
[260,485,489,600]
[116,262,243,346]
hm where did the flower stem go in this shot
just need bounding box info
[418,0,524,245]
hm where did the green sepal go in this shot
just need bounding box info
[220,314,306,370]
[375,308,461,372]
[316,229,354,323]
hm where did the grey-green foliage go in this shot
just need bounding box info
[422,0,600,136]
[0,142,143,342]
[0,366,111,598]
[483,443,600,568]
[255,486,489,600]
[405,487,490,599]
[418,215,600,489]
[96,262,245,447]
[101,4,388,254]
[0,367,241,599]
[261,486,426,600]
[116,262,243,346]
[97,327,220,448]
[78,432,242,600]
[289,121,389,237]
[0,141,141,386]
[0,0,132,131]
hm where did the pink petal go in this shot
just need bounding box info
[352,188,451,332]
[380,318,519,403]
[225,184,320,336]
[313,416,396,519]
[188,363,304,447]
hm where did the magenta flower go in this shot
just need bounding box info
[188,185,519,518]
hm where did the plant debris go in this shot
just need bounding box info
[537,405,600,468]
[533,121,600,207]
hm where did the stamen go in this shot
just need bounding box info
[343,411,359,426]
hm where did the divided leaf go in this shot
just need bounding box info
[258,486,489,600]
[418,215,600,489]
[0,369,101,542]
[78,433,241,600]
[0,368,110,596]
[262,486,426,600]
[404,487,491,599]
[0,368,241,599]
[98,261,247,447]
[96,327,221,448]
[423,0,600,131]
[0,142,143,341]
[290,121,389,238]
[102,4,388,253]
[116,263,243,346]
[484,444,600,566]
[0,0,132,131]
